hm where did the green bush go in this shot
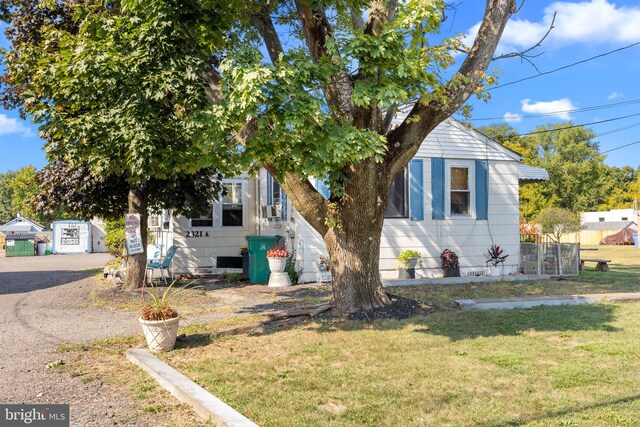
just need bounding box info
[104,218,125,258]
[285,250,303,285]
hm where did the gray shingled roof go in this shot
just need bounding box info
[582,221,637,231]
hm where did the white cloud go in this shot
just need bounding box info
[503,112,523,123]
[607,91,624,100]
[0,114,34,137]
[463,0,640,55]
[521,98,576,120]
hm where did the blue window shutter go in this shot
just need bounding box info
[431,158,445,220]
[314,177,330,199]
[266,172,273,205]
[281,192,288,220]
[475,160,488,220]
[409,159,424,221]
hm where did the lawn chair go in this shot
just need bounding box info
[147,245,178,284]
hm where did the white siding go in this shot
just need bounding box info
[170,176,257,274]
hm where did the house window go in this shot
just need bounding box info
[222,182,243,227]
[622,217,628,221]
[271,176,281,205]
[599,217,605,222]
[450,167,470,215]
[385,169,408,218]
[190,206,213,227]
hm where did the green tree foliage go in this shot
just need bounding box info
[535,207,582,243]
[0,170,17,224]
[1,0,236,289]
[31,161,223,221]
[597,166,639,210]
[478,122,637,220]
[0,166,49,224]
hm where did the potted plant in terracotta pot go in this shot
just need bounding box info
[139,281,186,352]
[397,250,423,279]
[266,245,291,287]
[440,249,460,278]
[485,244,508,276]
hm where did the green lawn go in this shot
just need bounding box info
[153,246,640,426]
[164,303,640,426]
[69,245,640,426]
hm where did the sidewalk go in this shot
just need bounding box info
[456,292,640,310]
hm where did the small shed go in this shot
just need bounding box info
[5,232,36,257]
[52,220,91,254]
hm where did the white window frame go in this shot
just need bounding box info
[189,203,215,228]
[445,160,475,219]
[188,179,248,229]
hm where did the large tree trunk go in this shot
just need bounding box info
[323,160,392,312]
[123,182,148,290]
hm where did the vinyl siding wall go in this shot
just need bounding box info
[171,176,257,275]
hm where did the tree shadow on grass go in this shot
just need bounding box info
[308,303,620,341]
[484,393,640,426]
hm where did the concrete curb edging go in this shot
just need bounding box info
[456,292,640,310]
[126,349,258,427]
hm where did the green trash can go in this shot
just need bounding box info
[245,235,283,284]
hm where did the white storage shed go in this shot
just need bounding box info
[52,220,92,254]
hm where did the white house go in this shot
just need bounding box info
[155,118,547,281]
[582,208,638,226]
[0,214,45,234]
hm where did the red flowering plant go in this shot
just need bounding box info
[267,245,290,258]
[485,244,508,267]
[440,249,459,270]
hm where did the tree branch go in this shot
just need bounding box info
[492,12,555,62]
[386,0,517,177]
[350,7,365,31]
[295,0,353,121]
[248,5,284,64]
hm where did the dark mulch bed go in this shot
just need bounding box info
[344,293,435,322]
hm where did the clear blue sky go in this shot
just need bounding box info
[1,0,639,173]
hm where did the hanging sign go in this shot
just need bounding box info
[124,213,144,255]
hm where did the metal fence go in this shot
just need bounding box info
[520,242,579,276]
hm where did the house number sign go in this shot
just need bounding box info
[186,231,209,238]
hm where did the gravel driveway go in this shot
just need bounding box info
[0,254,153,426]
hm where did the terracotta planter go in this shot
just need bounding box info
[139,316,180,352]
[267,257,291,287]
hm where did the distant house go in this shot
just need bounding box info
[152,117,549,280]
[0,214,45,234]
[0,215,47,255]
[572,209,638,245]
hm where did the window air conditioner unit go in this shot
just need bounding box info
[261,205,281,219]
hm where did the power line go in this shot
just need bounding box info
[464,98,640,121]
[486,41,640,92]
[601,139,640,154]
[518,113,640,136]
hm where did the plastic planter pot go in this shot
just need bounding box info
[139,316,180,352]
[398,257,419,279]
[443,267,460,278]
[267,257,291,287]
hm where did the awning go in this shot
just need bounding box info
[519,164,549,183]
